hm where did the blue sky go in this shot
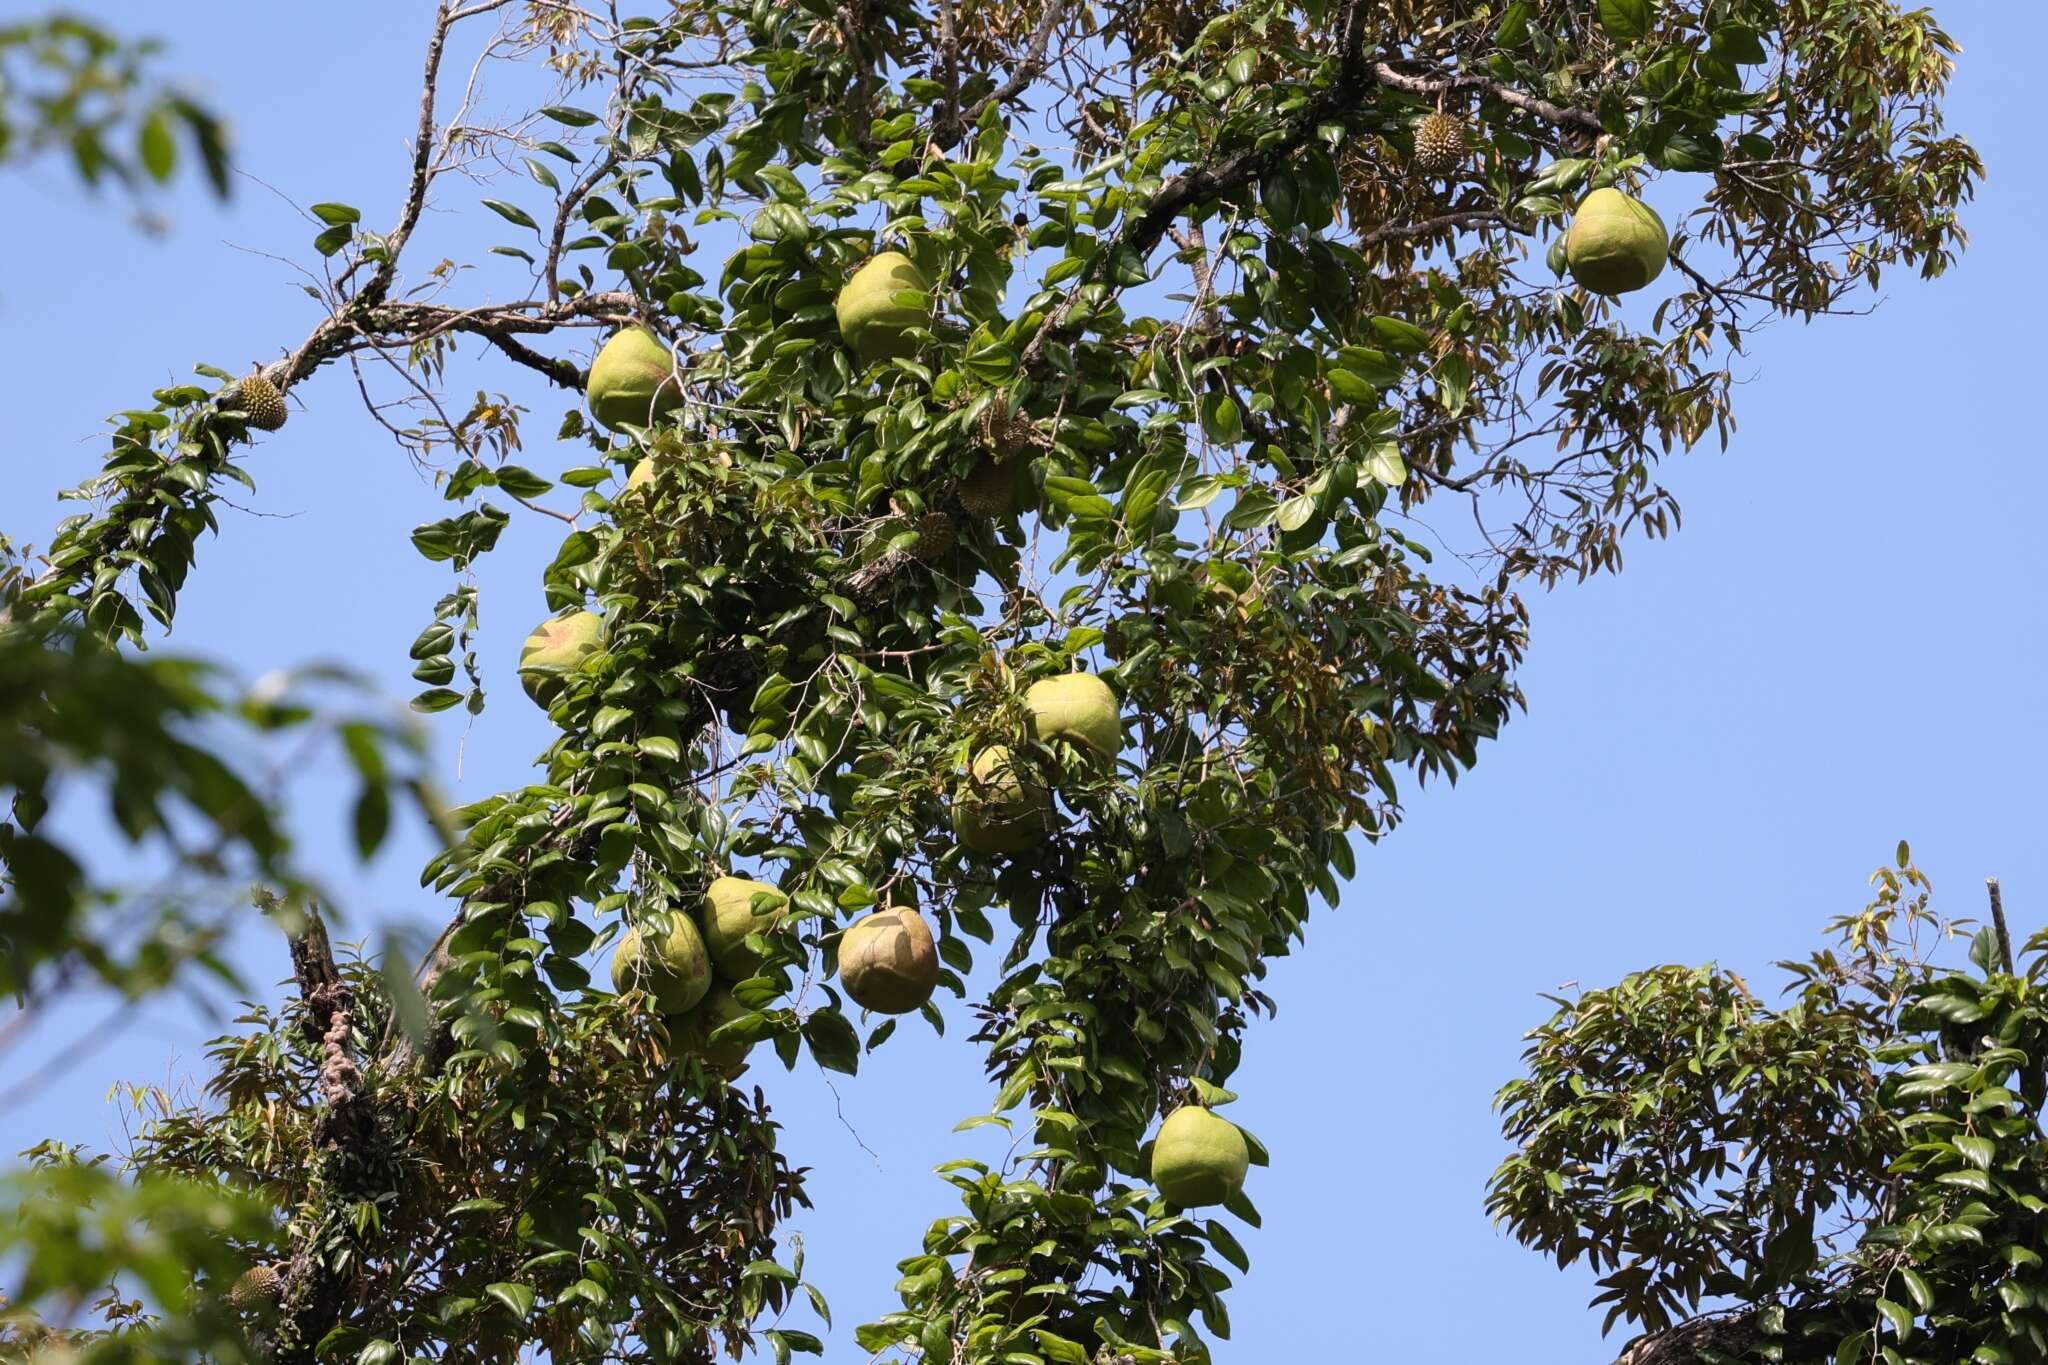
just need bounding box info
[3,5,2043,1360]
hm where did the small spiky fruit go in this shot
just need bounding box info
[1412,112,1467,176]
[838,907,940,1014]
[699,876,788,980]
[229,373,288,431]
[230,1264,282,1311]
[911,512,956,561]
[1151,1106,1250,1207]
[834,251,931,364]
[957,458,1014,520]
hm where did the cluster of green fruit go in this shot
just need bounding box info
[579,248,926,442]
[607,876,784,1073]
[610,876,941,1040]
[952,671,1120,855]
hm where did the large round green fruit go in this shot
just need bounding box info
[518,611,602,705]
[1151,1105,1249,1207]
[953,746,1053,855]
[587,326,683,430]
[699,875,788,979]
[838,907,940,1014]
[834,252,930,364]
[675,986,756,1075]
[609,917,712,1014]
[1025,672,1121,761]
[1564,188,1668,296]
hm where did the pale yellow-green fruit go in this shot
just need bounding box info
[1564,188,1669,296]
[953,745,1053,855]
[838,906,940,1014]
[610,918,712,1014]
[699,875,788,979]
[1025,672,1121,762]
[674,985,756,1075]
[1151,1106,1249,1207]
[626,457,655,492]
[834,251,931,364]
[587,326,683,430]
[517,610,602,705]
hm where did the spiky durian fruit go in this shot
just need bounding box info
[957,458,1013,520]
[1412,112,1467,176]
[911,512,956,561]
[230,1264,282,1311]
[227,372,288,431]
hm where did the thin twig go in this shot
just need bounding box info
[1989,877,2014,975]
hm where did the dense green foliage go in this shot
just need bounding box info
[1495,853,2048,1365]
[0,1,1978,1362]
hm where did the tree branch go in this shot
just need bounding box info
[1019,0,1375,369]
[1370,61,1603,134]
[360,1,465,310]
[961,0,1070,128]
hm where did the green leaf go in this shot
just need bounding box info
[1953,1134,1996,1170]
[482,199,539,231]
[1897,1267,1933,1313]
[1874,1297,1912,1340]
[484,1282,536,1319]
[802,1009,860,1075]
[1597,0,1655,41]
[310,202,362,225]
[138,112,175,182]
[1275,494,1317,533]
[1711,25,1768,64]
[1201,393,1243,445]
[1369,316,1432,354]
[1496,2,1532,45]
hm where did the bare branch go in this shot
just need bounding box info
[1371,61,1603,134]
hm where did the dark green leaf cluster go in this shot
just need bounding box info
[1495,852,2048,1364]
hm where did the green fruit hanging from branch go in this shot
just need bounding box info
[1151,1106,1250,1208]
[675,986,757,1075]
[698,876,788,980]
[1565,187,1669,296]
[837,906,940,1014]
[609,917,712,1014]
[517,610,602,706]
[587,325,683,431]
[834,251,931,364]
[1025,672,1122,763]
[953,745,1054,855]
